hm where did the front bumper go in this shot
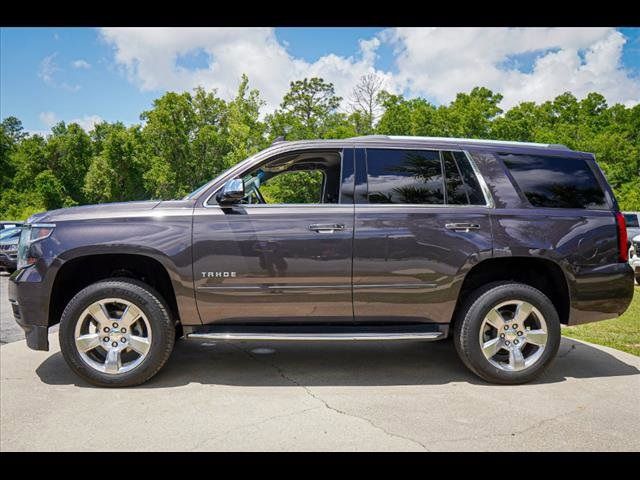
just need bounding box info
[630,257,640,275]
[8,267,51,351]
[0,252,17,270]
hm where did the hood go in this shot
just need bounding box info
[27,200,163,223]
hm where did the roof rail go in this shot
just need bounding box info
[350,135,569,150]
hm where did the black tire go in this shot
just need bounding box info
[59,278,175,387]
[453,281,561,384]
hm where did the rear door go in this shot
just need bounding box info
[352,146,493,325]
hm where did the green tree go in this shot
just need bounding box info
[0,117,24,190]
[222,74,268,167]
[267,77,343,140]
[376,92,437,136]
[84,123,146,203]
[45,122,94,203]
[34,169,75,210]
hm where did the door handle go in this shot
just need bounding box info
[308,223,346,233]
[445,223,481,232]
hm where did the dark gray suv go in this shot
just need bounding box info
[8,135,635,387]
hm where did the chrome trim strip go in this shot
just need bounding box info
[198,284,351,291]
[29,223,56,228]
[353,283,436,289]
[353,203,487,209]
[386,135,567,149]
[188,331,445,341]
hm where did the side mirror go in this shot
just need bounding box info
[218,178,245,205]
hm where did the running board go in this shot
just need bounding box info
[185,325,447,342]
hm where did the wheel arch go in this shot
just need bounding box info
[453,256,571,326]
[48,252,181,330]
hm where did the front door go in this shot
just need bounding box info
[192,148,355,324]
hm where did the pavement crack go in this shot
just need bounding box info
[191,406,322,450]
[233,343,430,451]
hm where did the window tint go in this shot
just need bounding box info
[442,151,467,205]
[624,213,639,228]
[453,151,485,205]
[501,154,608,209]
[366,149,444,205]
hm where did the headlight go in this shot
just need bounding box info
[17,223,55,270]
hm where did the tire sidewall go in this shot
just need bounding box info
[455,283,561,384]
[59,280,174,387]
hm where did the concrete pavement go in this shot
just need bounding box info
[2,331,639,451]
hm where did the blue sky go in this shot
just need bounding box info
[1,27,639,134]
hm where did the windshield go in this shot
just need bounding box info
[0,227,21,241]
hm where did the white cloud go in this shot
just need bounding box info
[38,52,81,92]
[39,111,58,127]
[99,27,640,113]
[72,59,91,69]
[71,115,103,131]
[39,112,103,132]
[38,53,60,85]
[99,27,397,113]
[383,27,640,109]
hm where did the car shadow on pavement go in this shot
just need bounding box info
[35,337,639,389]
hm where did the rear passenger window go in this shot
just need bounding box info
[442,151,486,205]
[453,151,485,205]
[501,154,608,209]
[366,149,444,204]
[443,151,467,205]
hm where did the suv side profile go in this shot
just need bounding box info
[8,136,635,387]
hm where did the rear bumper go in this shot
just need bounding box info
[567,262,635,325]
[8,267,51,351]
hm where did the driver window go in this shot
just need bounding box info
[240,150,341,205]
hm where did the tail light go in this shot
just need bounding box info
[615,212,628,262]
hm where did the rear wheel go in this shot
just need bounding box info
[453,282,560,384]
[59,278,175,387]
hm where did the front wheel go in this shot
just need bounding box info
[59,278,175,387]
[453,282,561,384]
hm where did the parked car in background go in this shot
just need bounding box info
[0,227,21,273]
[8,135,635,387]
[630,234,640,284]
[0,221,23,231]
[623,212,640,240]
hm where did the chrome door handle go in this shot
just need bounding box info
[445,223,480,232]
[308,223,345,233]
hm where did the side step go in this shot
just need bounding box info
[186,324,447,342]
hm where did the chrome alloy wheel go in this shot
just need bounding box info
[74,298,152,375]
[478,300,548,372]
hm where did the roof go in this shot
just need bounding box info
[347,135,569,150]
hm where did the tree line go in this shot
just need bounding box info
[1,73,639,220]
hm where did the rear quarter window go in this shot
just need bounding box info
[500,154,608,209]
